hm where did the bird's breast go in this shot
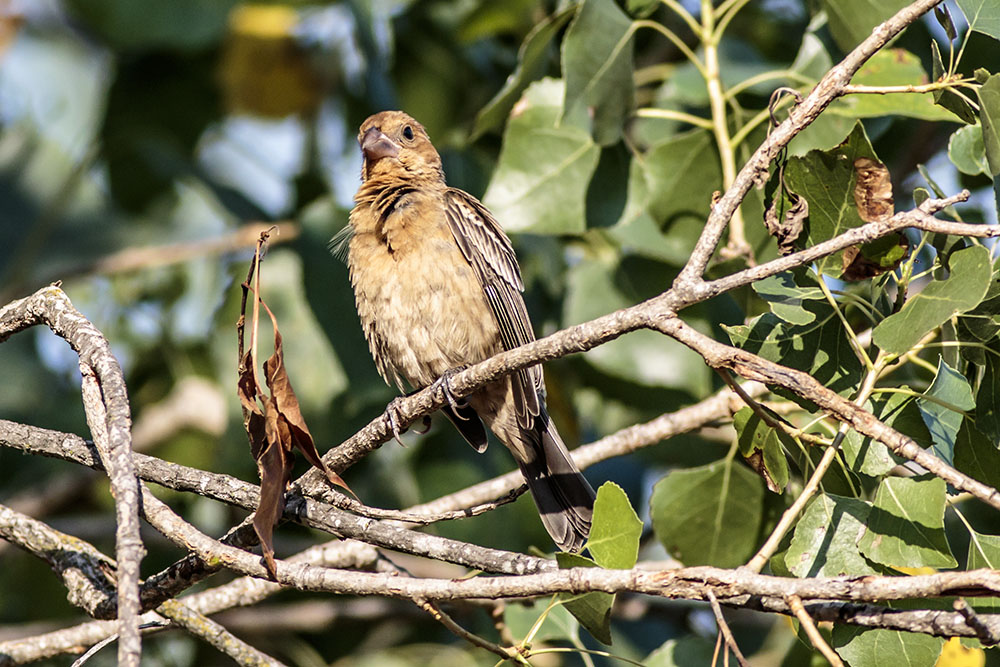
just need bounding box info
[348,202,501,389]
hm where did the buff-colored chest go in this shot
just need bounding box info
[348,190,501,390]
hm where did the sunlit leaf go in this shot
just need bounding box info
[833,624,944,667]
[976,73,1000,177]
[930,41,977,124]
[556,552,613,644]
[843,391,927,477]
[784,122,878,278]
[820,0,910,52]
[857,476,958,570]
[725,305,864,401]
[785,494,878,577]
[828,49,963,122]
[948,125,991,176]
[872,245,993,355]
[917,358,975,464]
[732,407,790,493]
[958,0,1000,41]
[482,78,599,234]
[752,270,825,326]
[954,420,1000,491]
[586,482,642,569]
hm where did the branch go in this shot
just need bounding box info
[0,504,117,618]
[675,0,946,283]
[156,600,288,667]
[0,540,378,665]
[0,420,553,582]
[658,318,1000,512]
[0,286,143,666]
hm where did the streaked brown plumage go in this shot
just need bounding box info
[346,110,595,551]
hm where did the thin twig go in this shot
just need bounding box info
[706,590,750,667]
[954,598,998,646]
[787,594,844,666]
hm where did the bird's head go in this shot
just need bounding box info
[357,111,443,183]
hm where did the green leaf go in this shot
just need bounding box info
[556,552,613,644]
[504,601,579,644]
[471,6,576,140]
[976,73,1000,177]
[958,0,1000,41]
[828,49,965,122]
[930,41,977,124]
[784,122,878,278]
[725,306,864,401]
[967,529,1000,569]
[917,359,975,464]
[966,529,1000,613]
[561,0,635,145]
[948,124,991,176]
[586,482,642,569]
[482,78,600,234]
[609,158,701,265]
[872,245,993,355]
[646,637,723,666]
[820,0,911,52]
[563,258,712,392]
[785,494,878,577]
[732,407,790,493]
[954,420,1000,491]
[843,392,927,476]
[642,129,723,234]
[751,270,825,325]
[857,476,958,570]
[650,459,764,567]
[833,624,944,667]
[975,349,1000,441]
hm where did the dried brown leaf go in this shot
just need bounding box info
[743,448,782,494]
[263,330,354,495]
[765,192,808,255]
[841,235,909,282]
[253,410,294,580]
[853,157,894,223]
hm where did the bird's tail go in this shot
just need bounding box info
[518,417,596,553]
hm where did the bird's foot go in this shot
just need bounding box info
[384,398,433,446]
[431,366,469,417]
[383,397,409,447]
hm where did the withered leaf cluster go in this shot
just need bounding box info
[237,232,350,578]
[842,157,908,281]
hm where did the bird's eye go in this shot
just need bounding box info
[402,125,414,141]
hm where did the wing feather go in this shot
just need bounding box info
[443,189,542,425]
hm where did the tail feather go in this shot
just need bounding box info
[518,418,595,552]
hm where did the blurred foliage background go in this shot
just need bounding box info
[0,0,999,665]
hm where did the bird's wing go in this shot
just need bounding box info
[444,188,542,424]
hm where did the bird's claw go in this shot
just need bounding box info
[432,366,469,417]
[412,415,432,435]
[384,397,408,447]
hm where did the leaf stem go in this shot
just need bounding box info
[700,0,749,262]
[635,107,714,129]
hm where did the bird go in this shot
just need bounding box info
[344,110,596,552]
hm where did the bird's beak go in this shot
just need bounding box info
[361,127,399,163]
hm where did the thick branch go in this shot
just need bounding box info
[0,286,143,666]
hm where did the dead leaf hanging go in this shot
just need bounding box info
[236,230,352,579]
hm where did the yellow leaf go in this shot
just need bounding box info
[935,637,985,667]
